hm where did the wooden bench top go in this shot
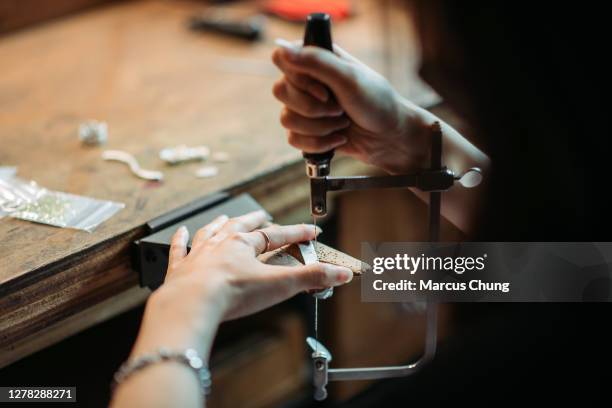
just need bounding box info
[0,0,435,366]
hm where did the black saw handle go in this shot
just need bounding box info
[302,13,336,172]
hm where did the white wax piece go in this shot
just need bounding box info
[196,166,219,178]
[212,152,230,163]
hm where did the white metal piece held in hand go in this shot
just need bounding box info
[298,241,334,299]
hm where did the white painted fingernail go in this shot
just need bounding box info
[275,38,301,52]
[306,224,323,234]
[344,270,354,283]
[212,215,229,227]
[275,38,301,61]
[259,210,272,221]
[178,225,189,244]
[326,265,353,285]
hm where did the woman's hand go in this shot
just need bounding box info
[272,42,433,174]
[271,42,491,234]
[131,211,352,360]
[113,211,351,408]
[164,210,351,319]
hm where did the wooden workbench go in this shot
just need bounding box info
[0,0,436,368]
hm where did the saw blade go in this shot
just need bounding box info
[304,219,321,353]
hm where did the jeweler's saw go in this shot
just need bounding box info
[297,13,483,401]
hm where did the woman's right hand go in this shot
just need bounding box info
[272,42,433,174]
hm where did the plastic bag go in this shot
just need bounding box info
[0,170,124,232]
[0,171,44,218]
[10,190,124,232]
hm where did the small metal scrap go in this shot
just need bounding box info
[211,151,230,163]
[160,145,210,165]
[79,120,108,145]
[102,150,164,181]
[195,165,219,178]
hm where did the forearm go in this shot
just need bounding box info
[110,289,224,408]
[402,98,490,235]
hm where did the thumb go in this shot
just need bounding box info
[275,262,353,294]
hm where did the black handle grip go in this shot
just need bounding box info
[302,13,335,165]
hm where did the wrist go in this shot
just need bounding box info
[132,282,227,361]
[392,95,433,171]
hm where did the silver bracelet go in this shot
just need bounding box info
[113,348,211,396]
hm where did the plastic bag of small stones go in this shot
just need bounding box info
[0,173,123,232]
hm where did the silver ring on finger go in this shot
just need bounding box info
[256,229,271,253]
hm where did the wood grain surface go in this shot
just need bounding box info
[0,0,114,34]
[0,0,433,366]
[0,0,413,287]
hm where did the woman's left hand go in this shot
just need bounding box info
[131,210,353,359]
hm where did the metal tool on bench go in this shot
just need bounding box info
[301,13,483,401]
